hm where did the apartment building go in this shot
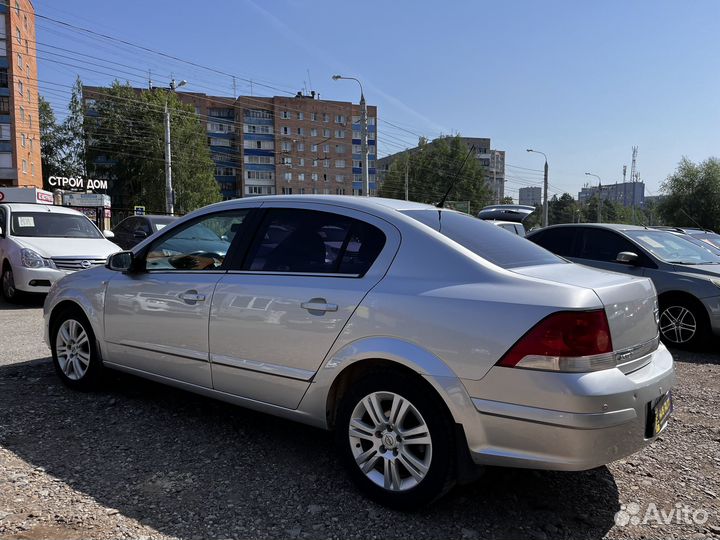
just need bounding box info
[0,0,41,187]
[578,181,645,207]
[83,87,378,202]
[518,186,542,206]
[377,136,506,201]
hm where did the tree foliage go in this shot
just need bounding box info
[658,157,720,230]
[85,81,220,213]
[378,136,490,215]
[38,96,64,179]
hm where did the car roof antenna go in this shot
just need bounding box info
[680,208,706,231]
[437,144,476,209]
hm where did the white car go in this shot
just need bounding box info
[478,204,536,236]
[0,203,120,302]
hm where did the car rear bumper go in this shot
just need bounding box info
[13,266,71,294]
[458,343,675,471]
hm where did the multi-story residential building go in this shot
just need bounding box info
[377,136,506,201]
[83,87,377,204]
[0,0,42,187]
[519,186,542,206]
[578,181,645,207]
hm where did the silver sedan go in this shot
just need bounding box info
[44,196,674,509]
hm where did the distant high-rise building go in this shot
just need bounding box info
[578,181,644,207]
[519,186,542,206]
[0,0,42,187]
[377,136,506,201]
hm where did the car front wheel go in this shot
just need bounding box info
[50,307,103,390]
[1,265,21,303]
[336,371,455,509]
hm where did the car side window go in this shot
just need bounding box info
[145,210,249,271]
[531,228,577,257]
[242,209,385,275]
[134,218,152,235]
[114,218,133,234]
[0,207,5,236]
[576,228,637,262]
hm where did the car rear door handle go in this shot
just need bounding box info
[180,291,206,303]
[301,299,338,313]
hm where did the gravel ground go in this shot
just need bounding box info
[0,296,719,540]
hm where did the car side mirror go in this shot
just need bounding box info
[106,251,134,272]
[0,225,3,237]
[103,230,115,239]
[616,251,640,265]
[133,230,148,239]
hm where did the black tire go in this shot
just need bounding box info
[50,306,103,391]
[658,296,710,350]
[335,370,456,510]
[1,264,23,303]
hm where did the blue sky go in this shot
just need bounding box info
[34,0,719,200]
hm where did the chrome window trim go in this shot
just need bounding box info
[225,270,361,279]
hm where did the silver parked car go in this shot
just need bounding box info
[527,223,720,349]
[44,197,674,509]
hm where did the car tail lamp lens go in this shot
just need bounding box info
[498,310,615,373]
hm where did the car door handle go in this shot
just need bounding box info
[180,291,206,303]
[301,300,338,312]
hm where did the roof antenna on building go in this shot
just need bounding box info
[307,68,314,94]
[148,69,152,89]
[232,76,237,97]
[437,145,475,208]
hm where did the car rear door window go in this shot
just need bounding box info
[576,228,638,262]
[242,209,386,276]
[529,227,577,257]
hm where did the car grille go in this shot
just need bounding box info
[52,258,107,271]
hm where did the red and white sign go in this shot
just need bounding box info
[0,188,54,205]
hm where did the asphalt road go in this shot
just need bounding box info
[0,296,718,540]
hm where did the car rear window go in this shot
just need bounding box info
[402,209,563,269]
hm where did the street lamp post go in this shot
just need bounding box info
[526,149,548,227]
[164,78,187,215]
[585,172,602,223]
[332,75,369,197]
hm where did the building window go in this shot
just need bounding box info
[335,175,345,182]
[30,162,34,176]
[312,159,318,167]
[323,159,330,168]
[323,128,331,137]
[0,125,10,140]
[311,144,318,152]
[335,130,345,138]
[322,113,329,123]
[336,187,345,195]
[0,68,7,88]
[15,2,19,16]
[281,126,290,135]
[335,115,346,124]
[245,109,273,120]
[0,152,11,168]
[15,27,20,44]
[17,80,23,96]
[281,141,291,151]
[208,137,231,147]
[335,160,346,168]
[311,173,318,182]
[281,157,292,165]
[0,40,6,57]
[298,112,304,120]
[246,170,275,180]
[322,144,330,153]
[297,143,305,151]
[17,52,23,70]
[323,188,330,194]
[310,128,317,137]
[297,127,304,136]
[335,144,346,153]
[21,133,26,147]
[244,155,273,164]
[281,111,292,119]
[284,172,292,181]
[298,158,305,166]
[22,159,27,173]
[299,188,305,194]
[1,97,12,115]
[311,112,317,121]
[298,173,305,181]
[282,187,293,194]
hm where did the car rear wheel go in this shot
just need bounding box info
[658,298,709,349]
[1,265,22,303]
[335,371,455,509]
[50,307,103,390]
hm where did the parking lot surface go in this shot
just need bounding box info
[0,297,718,540]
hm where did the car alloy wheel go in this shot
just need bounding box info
[659,305,697,345]
[55,319,92,381]
[2,266,17,301]
[349,391,433,492]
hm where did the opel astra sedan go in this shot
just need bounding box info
[44,196,674,509]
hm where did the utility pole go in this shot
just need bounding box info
[164,78,187,216]
[526,149,549,227]
[630,146,638,224]
[360,92,370,196]
[585,172,602,223]
[404,151,409,201]
[493,151,499,204]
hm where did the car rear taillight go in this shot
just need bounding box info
[497,310,615,373]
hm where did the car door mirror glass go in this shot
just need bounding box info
[616,251,639,265]
[107,251,134,272]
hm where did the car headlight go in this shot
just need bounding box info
[20,248,57,269]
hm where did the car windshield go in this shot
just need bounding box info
[402,209,563,269]
[626,230,720,265]
[689,231,720,251]
[10,212,103,239]
[150,217,176,232]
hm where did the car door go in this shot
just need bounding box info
[570,227,647,277]
[104,209,253,387]
[208,203,399,409]
[112,217,136,250]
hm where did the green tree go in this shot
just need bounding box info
[658,157,720,230]
[378,136,490,215]
[548,193,577,224]
[63,76,87,178]
[500,196,514,204]
[86,81,220,213]
[38,96,65,181]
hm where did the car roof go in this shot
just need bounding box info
[0,203,84,215]
[529,222,650,234]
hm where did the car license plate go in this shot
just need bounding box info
[650,391,673,436]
